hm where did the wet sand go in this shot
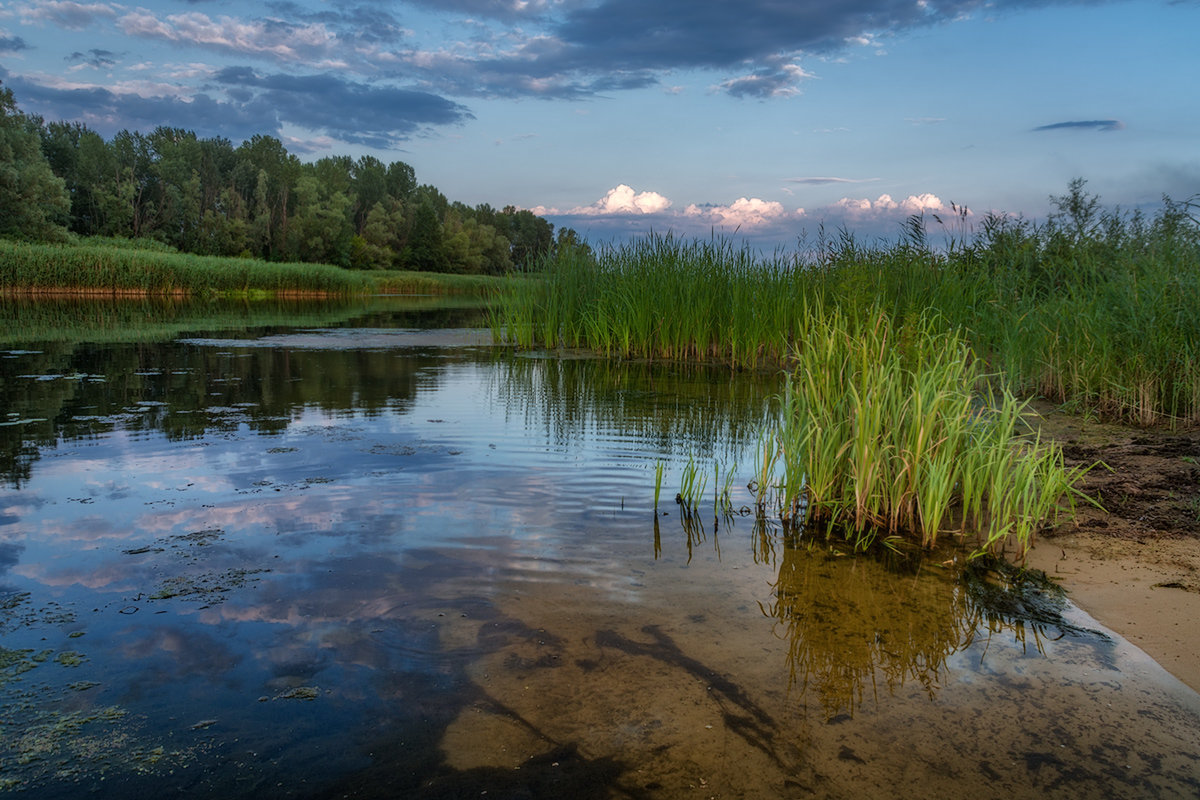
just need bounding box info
[1025,402,1200,693]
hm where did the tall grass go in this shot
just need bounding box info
[491,235,813,368]
[0,238,507,298]
[756,306,1089,557]
[492,184,1200,426]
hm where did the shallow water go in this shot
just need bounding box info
[1,299,1198,799]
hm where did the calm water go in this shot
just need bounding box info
[1,299,1198,799]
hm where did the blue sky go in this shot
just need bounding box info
[1,0,1197,247]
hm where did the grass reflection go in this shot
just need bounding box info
[661,512,1104,721]
[762,535,1101,719]
[490,353,778,460]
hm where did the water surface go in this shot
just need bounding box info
[1,299,1197,799]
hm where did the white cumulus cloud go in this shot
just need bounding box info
[832,193,952,217]
[557,184,672,216]
[684,197,794,228]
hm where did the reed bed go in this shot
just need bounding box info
[0,239,506,298]
[492,192,1200,426]
[491,235,813,368]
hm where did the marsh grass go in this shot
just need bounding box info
[758,306,1091,556]
[1,239,506,298]
[493,184,1200,426]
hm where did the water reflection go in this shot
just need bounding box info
[766,533,1104,718]
[1,301,1199,798]
[491,352,779,460]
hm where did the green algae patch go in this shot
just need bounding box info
[54,650,86,667]
[150,567,270,603]
[0,647,53,687]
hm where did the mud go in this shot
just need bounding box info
[1025,401,1200,692]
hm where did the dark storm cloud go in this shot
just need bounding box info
[212,67,474,147]
[552,0,979,72]
[1032,119,1125,132]
[5,73,276,140]
[66,49,120,69]
[6,68,471,147]
[0,35,30,54]
[411,0,1084,100]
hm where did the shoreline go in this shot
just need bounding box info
[1026,401,1200,694]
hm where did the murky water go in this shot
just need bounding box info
[1,299,1198,799]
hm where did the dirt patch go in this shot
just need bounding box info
[1023,401,1200,693]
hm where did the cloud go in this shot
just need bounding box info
[210,67,475,147]
[716,62,814,98]
[16,1,117,31]
[787,176,878,185]
[0,36,29,54]
[541,184,672,216]
[398,0,1040,101]
[401,0,557,21]
[6,68,472,147]
[66,48,119,68]
[829,193,952,217]
[534,185,963,247]
[118,9,339,64]
[684,197,794,228]
[263,2,410,47]
[1032,119,1125,132]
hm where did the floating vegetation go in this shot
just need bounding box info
[54,650,85,667]
[150,568,270,603]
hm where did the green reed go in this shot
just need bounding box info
[491,184,1200,427]
[0,238,505,298]
[677,452,708,517]
[761,306,1091,556]
[653,461,665,511]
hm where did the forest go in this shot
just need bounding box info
[0,81,575,274]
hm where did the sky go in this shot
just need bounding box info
[1,0,1197,249]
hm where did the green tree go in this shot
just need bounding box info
[403,198,447,271]
[351,199,405,269]
[0,83,70,241]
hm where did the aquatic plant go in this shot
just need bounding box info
[763,306,1091,556]
[492,183,1200,426]
[677,452,708,517]
[653,460,665,511]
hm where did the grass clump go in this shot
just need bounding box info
[756,305,1089,557]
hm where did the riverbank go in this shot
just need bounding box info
[1025,401,1200,692]
[0,238,515,298]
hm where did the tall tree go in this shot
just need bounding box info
[0,83,70,241]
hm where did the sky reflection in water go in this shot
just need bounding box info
[1,306,1198,799]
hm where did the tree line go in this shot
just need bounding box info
[1,82,583,273]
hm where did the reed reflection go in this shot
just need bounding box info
[662,512,1105,721]
[763,524,1103,719]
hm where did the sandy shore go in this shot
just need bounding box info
[1024,403,1200,693]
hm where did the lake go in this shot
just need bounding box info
[1,297,1198,798]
